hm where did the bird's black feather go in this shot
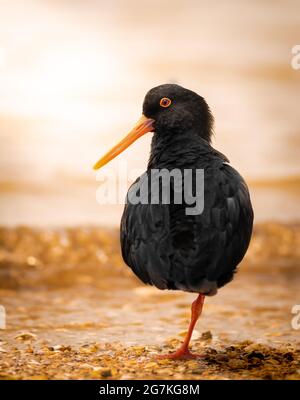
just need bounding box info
[121,143,253,295]
[120,84,253,295]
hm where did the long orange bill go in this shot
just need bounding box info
[93,115,154,170]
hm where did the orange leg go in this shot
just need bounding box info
[157,293,205,360]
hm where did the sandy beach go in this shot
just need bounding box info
[0,222,299,380]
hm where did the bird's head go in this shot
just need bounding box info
[143,84,213,140]
[93,84,213,170]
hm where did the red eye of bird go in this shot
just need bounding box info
[160,97,172,108]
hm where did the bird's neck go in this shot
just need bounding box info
[147,129,215,170]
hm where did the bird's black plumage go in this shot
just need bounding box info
[121,84,253,296]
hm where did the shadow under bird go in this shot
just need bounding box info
[93,84,253,359]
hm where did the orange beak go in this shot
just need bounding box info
[93,115,154,170]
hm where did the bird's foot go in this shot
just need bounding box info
[156,347,202,360]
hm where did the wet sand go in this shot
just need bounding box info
[0,223,299,380]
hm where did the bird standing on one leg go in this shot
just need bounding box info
[93,84,254,359]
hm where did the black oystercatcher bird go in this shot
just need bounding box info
[93,84,253,359]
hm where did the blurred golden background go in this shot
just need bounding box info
[0,0,299,226]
